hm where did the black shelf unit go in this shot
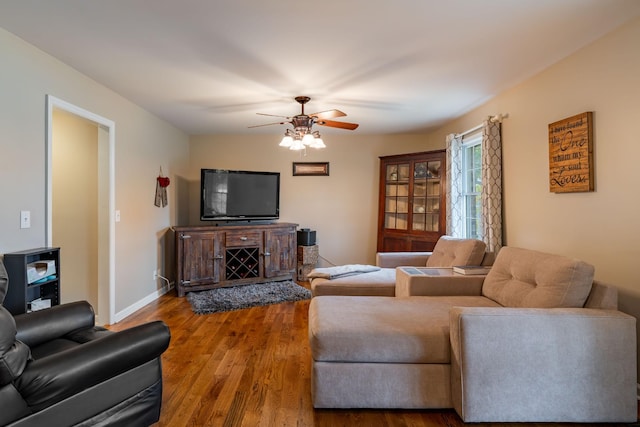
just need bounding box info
[3,247,60,315]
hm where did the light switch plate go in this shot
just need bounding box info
[20,210,31,229]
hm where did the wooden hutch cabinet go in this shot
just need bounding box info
[377,150,446,252]
[174,223,297,297]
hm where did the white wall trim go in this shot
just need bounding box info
[113,282,174,324]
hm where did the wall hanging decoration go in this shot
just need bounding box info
[292,162,330,176]
[155,167,170,207]
[548,111,594,193]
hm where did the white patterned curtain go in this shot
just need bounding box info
[446,119,503,253]
[481,119,503,253]
[446,133,463,237]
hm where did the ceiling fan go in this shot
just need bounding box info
[249,96,359,150]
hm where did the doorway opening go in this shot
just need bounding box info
[45,95,115,325]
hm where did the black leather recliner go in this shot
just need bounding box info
[0,259,171,426]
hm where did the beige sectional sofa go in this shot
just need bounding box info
[309,236,490,296]
[308,246,637,422]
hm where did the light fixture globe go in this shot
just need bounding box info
[311,137,325,149]
[302,133,315,146]
[279,135,293,147]
[289,138,305,151]
[311,131,325,148]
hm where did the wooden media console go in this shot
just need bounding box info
[174,223,298,297]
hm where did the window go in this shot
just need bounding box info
[447,120,502,252]
[461,132,482,240]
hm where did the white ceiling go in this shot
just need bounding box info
[2,0,640,135]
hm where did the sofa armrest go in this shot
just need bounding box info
[15,301,95,347]
[395,270,485,297]
[376,252,431,268]
[449,307,637,423]
[15,321,170,411]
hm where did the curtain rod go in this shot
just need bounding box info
[454,113,509,138]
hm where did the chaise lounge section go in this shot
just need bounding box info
[309,236,490,296]
[308,246,637,422]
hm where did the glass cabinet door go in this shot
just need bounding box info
[384,163,410,230]
[412,160,441,232]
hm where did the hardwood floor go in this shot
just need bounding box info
[110,283,639,427]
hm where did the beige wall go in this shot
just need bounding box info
[188,134,440,266]
[0,28,190,320]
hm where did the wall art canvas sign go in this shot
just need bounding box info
[548,111,594,193]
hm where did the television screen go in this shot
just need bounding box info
[200,169,280,221]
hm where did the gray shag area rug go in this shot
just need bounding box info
[186,280,312,314]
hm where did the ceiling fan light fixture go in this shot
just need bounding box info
[254,96,358,151]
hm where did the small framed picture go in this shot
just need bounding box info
[292,162,330,176]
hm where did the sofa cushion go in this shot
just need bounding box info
[309,295,500,364]
[311,268,396,297]
[426,237,486,267]
[482,247,595,308]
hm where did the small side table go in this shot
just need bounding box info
[395,266,487,297]
[297,244,319,282]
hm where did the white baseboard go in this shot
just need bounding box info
[114,281,174,323]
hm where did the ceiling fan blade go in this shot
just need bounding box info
[308,109,346,120]
[316,119,359,130]
[248,121,288,128]
[256,112,291,119]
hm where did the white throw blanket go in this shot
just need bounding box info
[307,264,380,280]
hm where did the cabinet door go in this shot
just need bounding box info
[383,162,410,230]
[179,231,223,287]
[263,227,296,278]
[411,159,442,232]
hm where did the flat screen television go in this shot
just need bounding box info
[200,169,280,222]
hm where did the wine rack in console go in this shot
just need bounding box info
[226,248,259,280]
[174,223,298,297]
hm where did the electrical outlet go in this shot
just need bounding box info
[153,270,158,281]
